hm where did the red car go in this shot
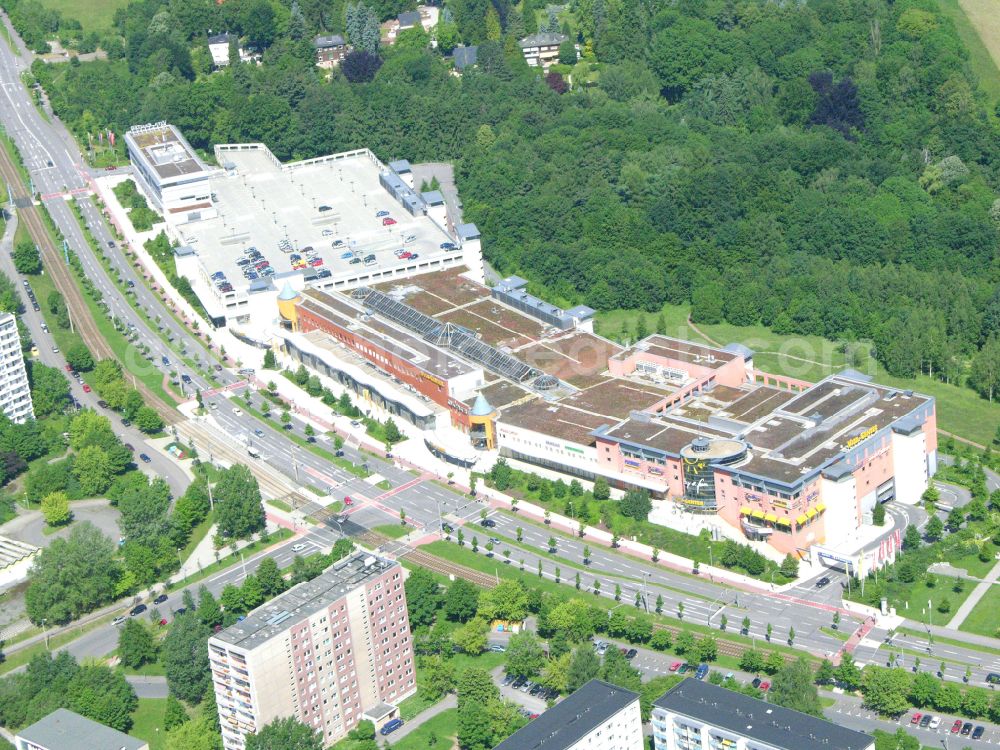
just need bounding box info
[344,496,353,506]
[952,720,963,734]
[759,681,770,692]
[910,713,922,725]
[399,251,413,260]
[82,384,91,393]
[382,217,396,226]
[104,165,117,171]
[310,258,323,267]
[64,364,73,373]
[669,661,682,672]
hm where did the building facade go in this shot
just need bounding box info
[15,708,148,750]
[124,122,216,219]
[208,553,415,749]
[652,679,874,750]
[314,34,349,68]
[0,313,33,423]
[518,32,567,68]
[494,679,642,750]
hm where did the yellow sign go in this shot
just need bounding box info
[846,425,878,449]
[420,372,445,388]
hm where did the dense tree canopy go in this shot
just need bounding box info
[21,0,1000,402]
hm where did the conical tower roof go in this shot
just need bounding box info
[470,392,494,416]
[278,281,300,301]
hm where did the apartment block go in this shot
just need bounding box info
[652,679,874,750]
[15,708,148,750]
[494,679,642,750]
[208,552,416,749]
[0,313,33,423]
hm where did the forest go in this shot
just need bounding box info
[11,0,1000,393]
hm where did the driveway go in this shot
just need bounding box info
[378,694,455,746]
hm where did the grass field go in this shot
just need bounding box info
[958,584,1000,637]
[937,0,1000,106]
[595,302,1000,447]
[392,708,458,750]
[373,523,411,539]
[36,0,130,31]
[130,697,167,750]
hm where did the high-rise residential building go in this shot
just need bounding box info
[652,678,875,750]
[0,313,33,423]
[493,679,643,750]
[208,552,415,749]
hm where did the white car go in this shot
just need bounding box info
[291,543,307,553]
[928,717,941,729]
[112,616,128,626]
[232,408,243,416]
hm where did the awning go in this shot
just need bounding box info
[764,513,777,523]
[796,514,808,526]
[776,517,792,527]
[740,506,752,516]
[815,502,826,513]
[806,507,818,519]
[751,509,765,519]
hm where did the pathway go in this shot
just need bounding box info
[125,674,169,699]
[947,557,1000,629]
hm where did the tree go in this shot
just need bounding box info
[162,609,212,703]
[739,648,765,673]
[25,522,120,624]
[925,515,944,541]
[593,476,610,500]
[835,652,863,691]
[13,239,41,274]
[134,406,164,434]
[196,586,222,628]
[245,717,322,750]
[383,418,402,444]
[342,50,382,82]
[163,695,187,730]
[567,644,601,692]
[505,631,546,679]
[764,650,786,675]
[872,502,886,526]
[404,567,441,628]
[770,657,824,717]
[619,489,652,521]
[902,524,922,551]
[423,655,456,700]
[65,342,94,372]
[255,557,285,597]
[262,348,277,369]
[72,445,113,497]
[477,580,529,622]
[457,667,501,750]
[558,39,577,65]
[861,667,912,716]
[696,635,718,662]
[40,491,71,527]
[118,619,156,669]
[908,671,940,707]
[445,578,480,622]
[601,646,641,691]
[214,465,264,540]
[165,715,221,750]
[452,616,488,654]
[778,554,799,579]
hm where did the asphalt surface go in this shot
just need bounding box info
[1,10,998,703]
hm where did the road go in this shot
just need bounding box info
[1,10,999,700]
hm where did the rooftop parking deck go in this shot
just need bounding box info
[172,147,461,305]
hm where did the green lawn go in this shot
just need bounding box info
[896,625,1000,657]
[596,301,1000,447]
[392,708,457,750]
[883,574,977,625]
[373,523,411,539]
[958,583,1000,637]
[36,0,130,31]
[130,697,167,750]
[945,547,997,579]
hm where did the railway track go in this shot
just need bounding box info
[0,146,179,423]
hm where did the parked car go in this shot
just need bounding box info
[379,720,404,737]
[440,242,456,250]
[919,715,932,728]
[973,726,985,739]
[139,453,151,463]
[488,644,506,653]
[624,648,637,659]
[376,210,389,217]
[322,229,334,236]
[161,356,171,366]
[928,716,941,729]
[82,384,91,393]
[669,661,682,672]
[113,616,128,626]
[695,663,709,680]
[97,400,109,408]
[130,604,147,616]
[910,713,922,725]
[382,217,396,226]
[951,720,963,734]
[318,205,332,212]
[962,723,973,736]
[759,681,770,692]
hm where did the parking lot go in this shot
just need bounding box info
[176,148,457,305]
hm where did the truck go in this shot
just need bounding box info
[247,446,261,459]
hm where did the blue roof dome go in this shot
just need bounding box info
[278,282,299,301]
[470,393,494,417]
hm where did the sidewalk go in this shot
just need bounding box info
[947,558,1000,629]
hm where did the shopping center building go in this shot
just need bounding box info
[274,266,937,555]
